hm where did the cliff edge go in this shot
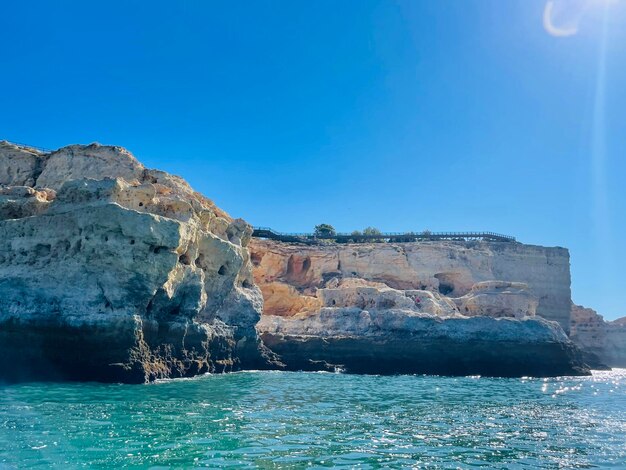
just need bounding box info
[251,239,589,377]
[570,304,626,368]
[0,141,591,381]
[0,141,274,383]
[250,238,572,332]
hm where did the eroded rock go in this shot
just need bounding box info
[250,238,572,332]
[0,141,593,380]
[251,239,588,376]
[454,281,538,319]
[570,304,626,368]
[259,312,589,377]
[0,142,274,383]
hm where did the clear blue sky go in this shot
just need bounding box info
[1,1,625,319]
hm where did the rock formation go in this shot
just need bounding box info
[260,312,588,377]
[251,239,589,377]
[0,140,592,381]
[570,304,626,367]
[250,238,571,331]
[454,281,538,319]
[0,141,273,383]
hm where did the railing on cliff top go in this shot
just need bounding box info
[2,140,54,154]
[252,227,516,244]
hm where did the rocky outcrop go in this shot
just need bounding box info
[251,239,588,377]
[0,144,46,186]
[0,140,591,381]
[607,318,626,367]
[318,279,460,317]
[250,238,572,332]
[259,312,589,377]
[0,141,273,383]
[570,304,626,367]
[257,281,322,317]
[454,281,538,319]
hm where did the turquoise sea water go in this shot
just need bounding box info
[1,370,625,468]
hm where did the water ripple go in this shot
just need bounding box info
[1,370,625,467]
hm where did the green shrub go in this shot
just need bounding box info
[314,224,336,238]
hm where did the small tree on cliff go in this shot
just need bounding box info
[350,230,363,243]
[314,223,336,238]
[363,226,383,242]
[363,227,381,236]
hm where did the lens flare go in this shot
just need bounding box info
[590,4,611,268]
[542,0,619,37]
[543,0,588,37]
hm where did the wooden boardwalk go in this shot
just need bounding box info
[252,227,516,244]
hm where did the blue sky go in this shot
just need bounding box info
[1,1,625,319]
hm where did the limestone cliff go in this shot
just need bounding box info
[454,281,538,320]
[570,304,626,367]
[0,140,590,380]
[260,313,588,377]
[0,141,272,383]
[251,239,588,377]
[250,238,571,331]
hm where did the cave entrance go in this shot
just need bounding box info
[434,272,461,296]
[285,255,312,286]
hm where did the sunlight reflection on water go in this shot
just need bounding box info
[1,369,625,467]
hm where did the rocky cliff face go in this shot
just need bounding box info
[260,313,588,377]
[570,304,626,367]
[251,239,587,377]
[454,281,538,320]
[0,140,590,381]
[250,238,571,332]
[0,141,272,383]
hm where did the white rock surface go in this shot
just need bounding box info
[454,281,538,319]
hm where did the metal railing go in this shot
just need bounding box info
[1,140,54,154]
[253,227,516,243]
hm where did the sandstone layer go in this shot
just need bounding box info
[251,239,588,376]
[0,141,273,383]
[570,304,626,367]
[250,238,572,331]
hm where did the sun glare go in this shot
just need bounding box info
[543,0,618,37]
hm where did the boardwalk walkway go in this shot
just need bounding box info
[252,227,516,244]
[2,140,54,154]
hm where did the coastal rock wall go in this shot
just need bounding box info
[0,140,588,380]
[454,281,538,320]
[0,141,272,383]
[250,239,571,332]
[250,239,587,376]
[570,304,626,367]
[259,312,588,377]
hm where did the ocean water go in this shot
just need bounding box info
[0,371,625,468]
